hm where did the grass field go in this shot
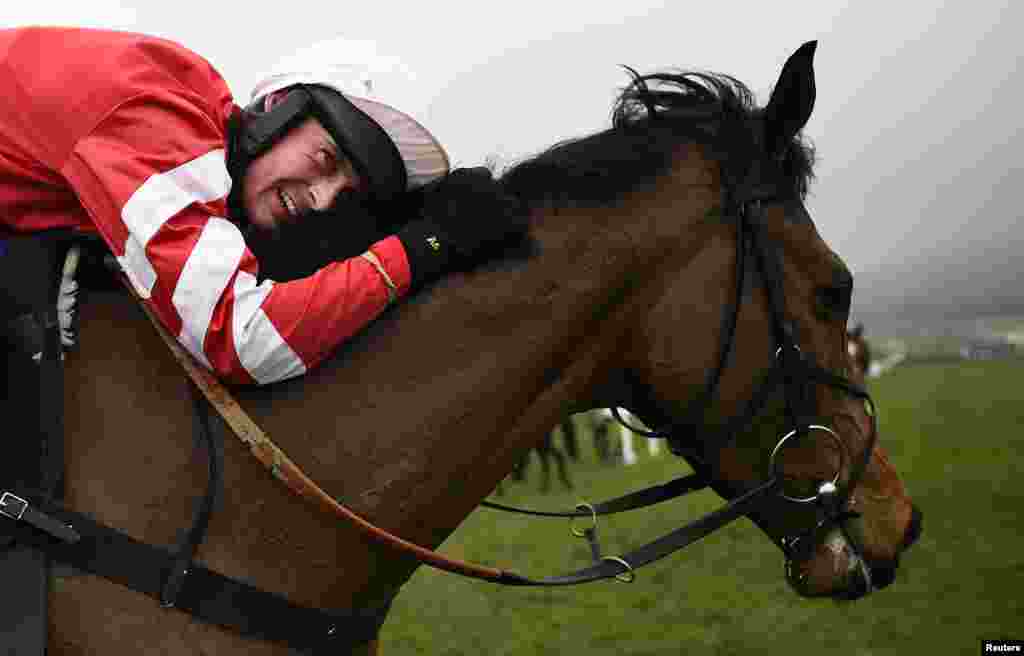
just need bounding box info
[380,359,1024,655]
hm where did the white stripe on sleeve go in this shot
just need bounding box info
[172,217,244,369]
[232,271,307,384]
[118,149,232,298]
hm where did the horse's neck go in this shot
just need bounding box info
[243,186,710,527]
[243,209,647,505]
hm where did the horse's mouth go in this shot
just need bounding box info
[785,528,887,601]
[785,504,922,600]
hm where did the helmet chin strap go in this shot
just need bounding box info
[224,110,254,229]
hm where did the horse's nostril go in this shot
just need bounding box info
[844,567,871,599]
[870,562,897,589]
[904,505,924,548]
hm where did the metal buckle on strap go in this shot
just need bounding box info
[0,491,81,543]
[0,492,29,521]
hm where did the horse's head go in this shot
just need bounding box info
[501,42,920,601]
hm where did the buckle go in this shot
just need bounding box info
[0,492,29,521]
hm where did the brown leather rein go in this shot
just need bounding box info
[119,274,514,583]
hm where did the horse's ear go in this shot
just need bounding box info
[763,41,817,157]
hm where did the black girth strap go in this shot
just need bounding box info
[0,380,394,654]
[1,497,392,651]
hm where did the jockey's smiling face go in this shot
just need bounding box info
[241,116,364,233]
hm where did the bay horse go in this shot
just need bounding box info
[495,428,574,495]
[847,322,872,384]
[518,428,576,493]
[38,41,921,654]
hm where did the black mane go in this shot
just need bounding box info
[499,69,816,207]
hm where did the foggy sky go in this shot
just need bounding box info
[5,1,1021,324]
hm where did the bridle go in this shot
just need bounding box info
[483,182,880,591]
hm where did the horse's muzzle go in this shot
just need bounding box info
[847,503,924,598]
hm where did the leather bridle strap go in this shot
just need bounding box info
[497,477,779,585]
[480,472,708,517]
[613,199,751,442]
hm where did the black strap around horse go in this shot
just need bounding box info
[0,492,393,651]
[0,376,394,653]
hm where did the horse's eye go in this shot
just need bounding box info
[815,283,852,320]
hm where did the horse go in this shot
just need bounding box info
[526,423,576,492]
[597,407,663,465]
[847,322,872,384]
[556,416,580,462]
[588,409,623,465]
[30,41,922,654]
[496,427,575,494]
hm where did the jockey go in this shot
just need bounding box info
[0,26,527,387]
[0,28,531,648]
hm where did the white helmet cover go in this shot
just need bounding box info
[250,39,450,191]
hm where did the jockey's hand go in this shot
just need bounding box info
[397,167,528,288]
[419,167,528,260]
[57,245,81,352]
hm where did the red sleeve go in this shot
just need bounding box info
[0,27,412,385]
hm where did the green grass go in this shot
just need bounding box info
[381,360,1024,654]
[983,315,1024,334]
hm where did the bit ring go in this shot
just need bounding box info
[770,424,845,503]
[602,556,635,583]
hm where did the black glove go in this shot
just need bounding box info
[396,167,528,289]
